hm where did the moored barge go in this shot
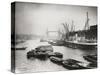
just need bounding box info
[65,40,97,50]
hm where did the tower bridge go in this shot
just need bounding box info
[46,28,63,40]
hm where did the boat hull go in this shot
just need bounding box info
[65,41,97,50]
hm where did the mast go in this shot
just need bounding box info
[84,12,90,30]
[71,20,74,32]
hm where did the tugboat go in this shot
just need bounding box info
[62,59,89,70]
[50,56,63,64]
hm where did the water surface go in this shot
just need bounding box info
[15,39,96,73]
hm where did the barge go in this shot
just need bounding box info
[65,40,97,50]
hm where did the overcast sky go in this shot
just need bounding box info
[15,2,97,35]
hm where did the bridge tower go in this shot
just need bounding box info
[46,28,62,40]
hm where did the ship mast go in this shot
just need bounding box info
[84,12,90,30]
[71,20,75,32]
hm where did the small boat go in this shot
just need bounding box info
[87,62,97,68]
[35,51,48,58]
[27,45,54,59]
[64,59,82,63]
[54,52,63,58]
[47,52,55,57]
[50,56,63,64]
[15,47,27,50]
[62,59,89,70]
[48,40,65,46]
[11,44,27,50]
[47,52,63,58]
[27,50,36,58]
[83,55,97,63]
[84,55,97,60]
[27,49,48,59]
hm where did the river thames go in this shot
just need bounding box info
[15,39,97,73]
